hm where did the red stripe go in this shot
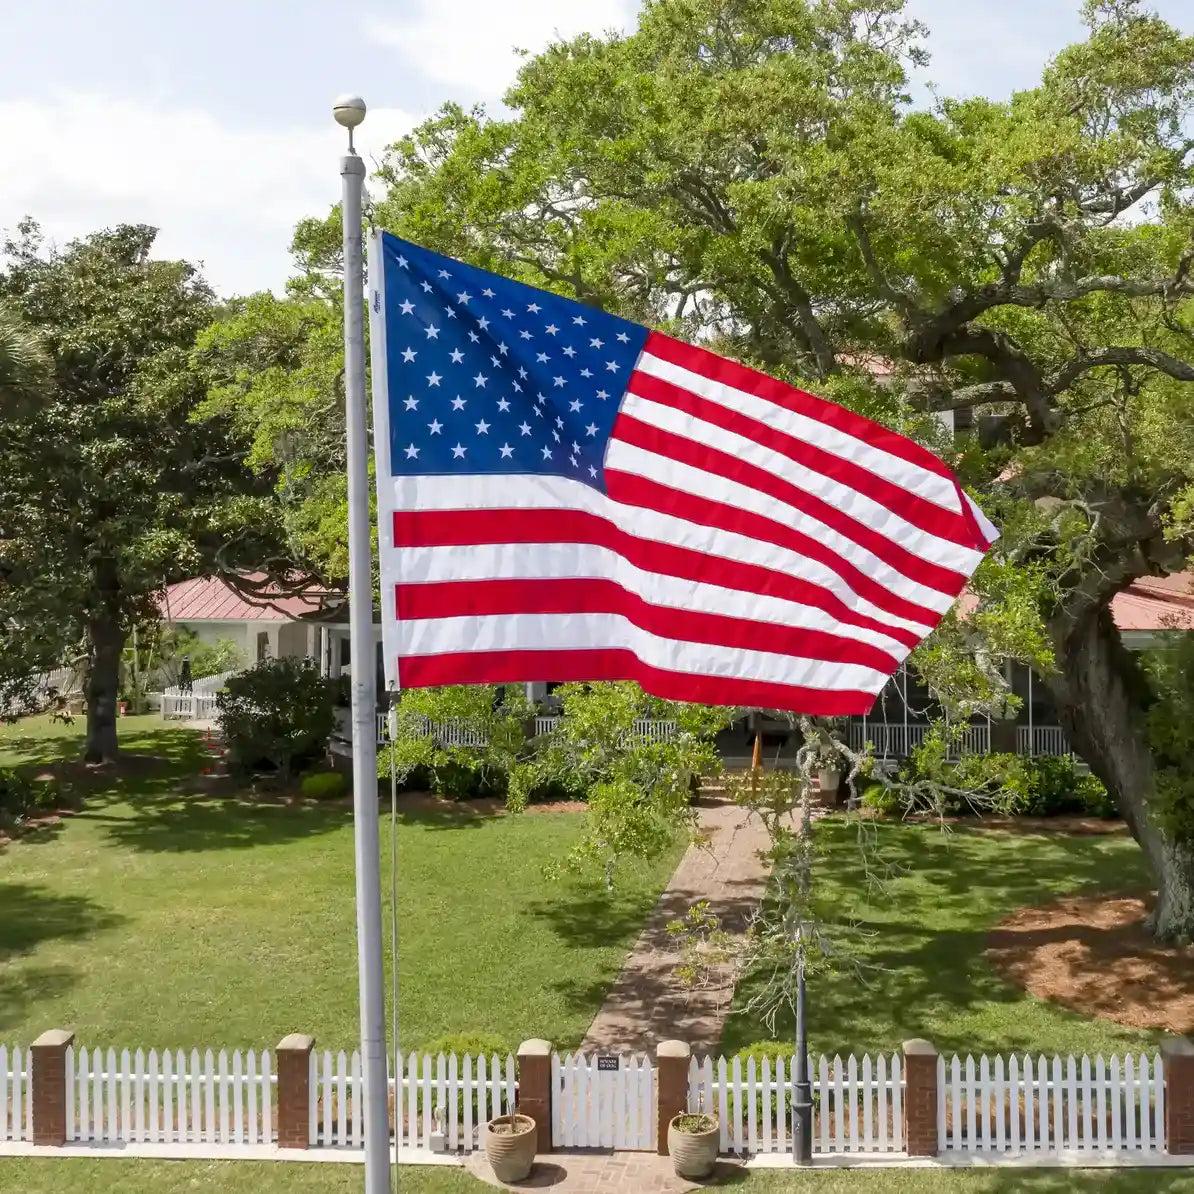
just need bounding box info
[644,331,959,484]
[393,507,929,648]
[398,648,877,716]
[396,577,901,672]
[603,470,944,631]
[627,368,979,550]
[612,413,968,596]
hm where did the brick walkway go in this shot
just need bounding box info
[464,1150,747,1191]
[579,795,777,1058]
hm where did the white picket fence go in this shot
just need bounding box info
[552,1053,654,1149]
[689,1053,904,1156]
[0,1047,30,1142]
[161,670,236,721]
[938,1053,1164,1156]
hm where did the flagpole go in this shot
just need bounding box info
[333,94,391,1194]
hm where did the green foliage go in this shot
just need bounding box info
[422,1032,511,1062]
[216,658,336,778]
[154,626,246,686]
[299,770,347,801]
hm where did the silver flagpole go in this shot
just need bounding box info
[333,94,391,1194]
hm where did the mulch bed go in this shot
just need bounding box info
[988,893,1194,1034]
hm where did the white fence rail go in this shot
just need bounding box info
[690,1053,903,1156]
[161,671,236,721]
[1016,726,1075,758]
[0,1046,30,1142]
[65,1046,274,1146]
[938,1053,1164,1156]
[553,1053,654,1150]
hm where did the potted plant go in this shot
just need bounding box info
[667,1103,719,1180]
[483,1112,537,1183]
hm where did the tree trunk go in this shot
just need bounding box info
[84,615,125,764]
[1043,605,1194,942]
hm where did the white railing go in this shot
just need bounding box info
[1017,726,1074,758]
[311,1050,518,1152]
[161,671,236,721]
[553,1052,654,1150]
[938,1052,1163,1156]
[534,715,561,736]
[0,1046,30,1142]
[65,1046,274,1146]
[690,1053,903,1156]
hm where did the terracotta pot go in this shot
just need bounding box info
[484,1113,537,1183]
[668,1114,720,1180]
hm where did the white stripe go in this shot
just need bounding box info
[965,493,1000,545]
[623,391,984,573]
[637,351,962,514]
[396,613,891,693]
[607,438,956,616]
[388,474,938,635]
[385,542,911,662]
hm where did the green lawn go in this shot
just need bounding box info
[0,716,683,1053]
[723,817,1156,1060]
[2,1159,1193,1193]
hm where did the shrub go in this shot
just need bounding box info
[422,1032,511,1061]
[216,657,336,778]
[0,768,65,825]
[731,1042,821,1123]
[300,770,347,801]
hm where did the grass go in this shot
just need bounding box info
[0,715,683,1052]
[1,1159,1193,1193]
[723,817,1157,1060]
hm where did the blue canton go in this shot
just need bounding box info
[377,232,648,494]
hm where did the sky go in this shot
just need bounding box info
[1,0,1188,298]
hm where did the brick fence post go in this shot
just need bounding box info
[516,1039,552,1155]
[31,1029,74,1146]
[902,1039,939,1157]
[656,1040,691,1156]
[1163,1037,1194,1154]
[277,1034,315,1149]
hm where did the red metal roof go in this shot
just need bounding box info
[1112,573,1194,633]
[160,575,337,623]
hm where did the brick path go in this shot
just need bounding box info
[579,795,777,1058]
[464,1150,747,1191]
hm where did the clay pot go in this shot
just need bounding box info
[484,1113,537,1183]
[667,1113,720,1180]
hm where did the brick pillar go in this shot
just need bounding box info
[1163,1037,1194,1154]
[31,1029,74,1146]
[903,1039,939,1157]
[276,1034,315,1149]
[656,1040,691,1156]
[516,1039,552,1155]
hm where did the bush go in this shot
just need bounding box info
[300,770,347,801]
[216,657,336,778]
[731,1042,821,1124]
[422,1032,511,1061]
[0,767,66,826]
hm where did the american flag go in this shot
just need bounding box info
[369,230,997,713]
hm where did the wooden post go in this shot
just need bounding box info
[277,1034,315,1149]
[1163,1038,1194,1154]
[30,1030,74,1146]
[751,730,762,793]
[516,1039,553,1155]
[656,1040,691,1155]
[902,1039,939,1157]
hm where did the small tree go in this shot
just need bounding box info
[216,657,335,779]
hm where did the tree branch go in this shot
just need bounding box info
[1049,346,1194,393]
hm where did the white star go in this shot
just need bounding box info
[537,393,547,403]
[404,443,419,458]
[499,443,514,458]
[468,331,480,343]
[501,308,514,318]
[478,316,490,331]
[590,338,604,349]
[475,419,490,434]
[401,347,416,363]
[420,281,433,293]
[482,287,496,299]
[427,371,442,386]
[490,355,501,368]
[570,454,578,466]
[438,269,451,279]
[597,389,610,399]
[563,346,576,357]
[497,397,511,412]
[585,422,598,436]
[451,397,466,411]
[533,406,543,418]
[399,300,415,315]
[512,381,522,393]
[444,306,457,319]
[616,332,630,342]
[449,349,465,364]
[555,416,565,428]
[573,315,587,326]
[527,302,541,313]
[517,367,528,379]
[425,324,440,339]
[397,255,409,269]
[457,291,472,304]
[536,352,550,363]
[519,330,533,340]
[552,430,561,443]
[569,399,582,412]
[451,443,466,458]
[580,368,593,378]
[541,445,552,459]
[589,465,598,478]
[553,376,566,387]
[428,419,443,435]
[497,342,508,355]
[403,396,419,411]
[606,361,620,372]
[473,373,488,388]
[545,323,559,335]
[518,422,532,436]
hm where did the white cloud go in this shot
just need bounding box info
[0,93,415,297]
[365,0,639,98]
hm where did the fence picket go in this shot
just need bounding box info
[1110,1055,1122,1151]
[79,1047,91,1143]
[775,1056,787,1154]
[95,1046,106,1140]
[846,1054,858,1151]
[892,1054,903,1153]
[717,1056,729,1154]
[246,1051,258,1145]
[203,1050,215,1145]
[408,1051,420,1148]
[993,1055,1005,1152]
[1125,1055,1136,1151]
[447,1052,458,1152]
[978,1055,990,1150]
[731,1056,743,1154]
[189,1050,201,1145]
[761,1057,772,1154]
[817,1056,829,1153]
[833,1055,845,1152]
[1139,1055,1152,1153]
[462,1053,474,1152]
[336,1051,348,1147]
[585,1055,599,1147]
[421,1054,433,1150]
[1008,1056,1020,1154]
[1080,1055,1092,1149]
[1066,1056,1078,1150]
[1153,1054,1165,1155]
[162,1049,174,1144]
[746,1057,757,1155]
